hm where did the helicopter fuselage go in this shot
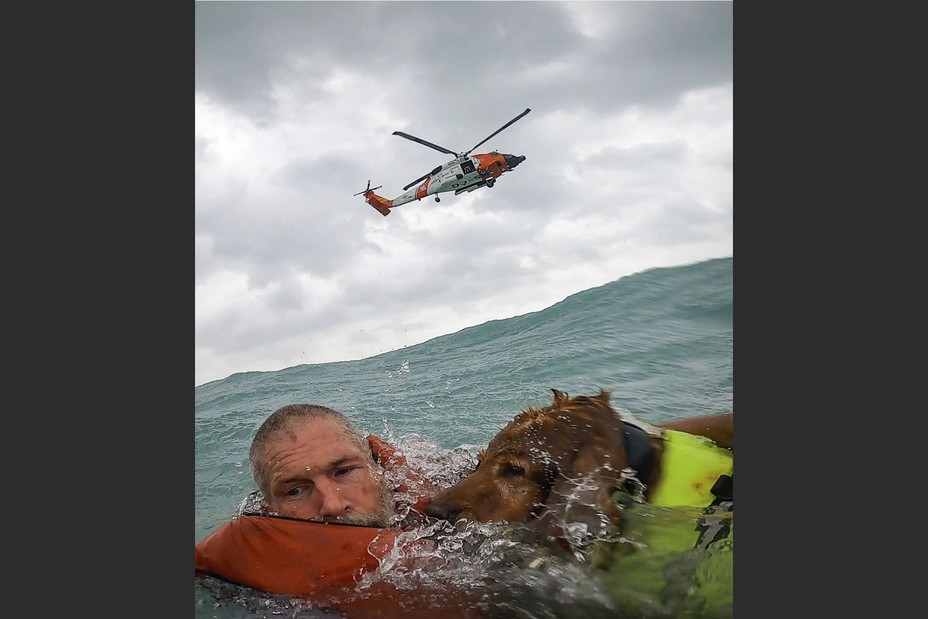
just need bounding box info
[356,108,530,216]
[389,151,526,207]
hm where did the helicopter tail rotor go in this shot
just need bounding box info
[353,180,383,197]
[354,180,392,216]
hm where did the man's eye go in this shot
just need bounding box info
[284,483,313,497]
[334,466,357,477]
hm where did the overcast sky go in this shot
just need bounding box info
[195,1,733,387]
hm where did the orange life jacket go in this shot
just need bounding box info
[195,435,430,596]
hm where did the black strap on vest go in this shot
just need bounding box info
[622,421,733,506]
[622,422,656,493]
[709,473,733,505]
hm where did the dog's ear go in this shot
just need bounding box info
[551,389,569,405]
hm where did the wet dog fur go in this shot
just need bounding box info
[424,389,732,545]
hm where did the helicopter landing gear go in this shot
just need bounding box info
[435,196,440,202]
[486,178,495,188]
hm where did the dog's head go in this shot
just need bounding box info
[425,389,630,542]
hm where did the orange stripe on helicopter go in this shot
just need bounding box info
[415,177,431,201]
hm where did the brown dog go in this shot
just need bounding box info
[423,389,732,545]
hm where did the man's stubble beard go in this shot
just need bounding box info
[335,470,396,528]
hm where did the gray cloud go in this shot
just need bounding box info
[195,1,733,386]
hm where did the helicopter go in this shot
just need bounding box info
[355,108,530,217]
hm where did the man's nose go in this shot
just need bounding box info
[316,479,350,517]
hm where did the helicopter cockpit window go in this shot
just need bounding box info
[461,160,475,175]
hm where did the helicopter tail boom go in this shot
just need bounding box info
[366,192,392,217]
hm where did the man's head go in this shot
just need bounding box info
[248,404,395,526]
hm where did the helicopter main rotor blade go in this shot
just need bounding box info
[403,171,431,191]
[464,108,531,156]
[392,131,457,156]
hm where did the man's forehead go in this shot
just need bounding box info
[272,418,364,456]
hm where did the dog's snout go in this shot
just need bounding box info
[423,498,462,523]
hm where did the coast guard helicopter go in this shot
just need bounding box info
[354,108,530,217]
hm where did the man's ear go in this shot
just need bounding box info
[259,499,271,515]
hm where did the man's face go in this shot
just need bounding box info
[260,418,395,526]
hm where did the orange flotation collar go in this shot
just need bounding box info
[195,513,402,595]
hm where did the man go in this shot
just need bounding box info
[247,403,401,526]
[195,403,434,600]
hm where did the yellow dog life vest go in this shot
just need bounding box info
[647,429,733,507]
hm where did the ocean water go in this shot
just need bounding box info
[195,256,733,618]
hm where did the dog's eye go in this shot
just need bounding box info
[500,463,525,477]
